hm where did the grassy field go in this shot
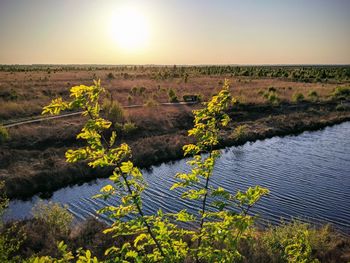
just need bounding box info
[1,65,350,199]
[0,65,349,121]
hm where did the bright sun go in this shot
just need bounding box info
[110,8,150,51]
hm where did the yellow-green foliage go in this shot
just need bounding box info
[262,89,279,105]
[0,182,23,263]
[172,79,269,262]
[26,79,338,262]
[231,124,248,140]
[0,181,8,218]
[102,99,125,124]
[43,80,174,261]
[27,241,99,263]
[32,201,73,236]
[0,225,23,263]
[39,79,271,262]
[114,121,138,135]
[292,92,305,103]
[168,88,178,102]
[0,125,9,143]
[331,86,350,99]
[262,220,319,263]
[122,121,137,135]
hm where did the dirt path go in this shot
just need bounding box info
[2,101,198,128]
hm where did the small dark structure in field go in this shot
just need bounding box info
[183,94,200,103]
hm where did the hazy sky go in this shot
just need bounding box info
[0,0,349,64]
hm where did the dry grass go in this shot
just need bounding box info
[0,69,349,199]
[1,70,347,121]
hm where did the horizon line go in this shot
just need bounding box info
[1,63,350,67]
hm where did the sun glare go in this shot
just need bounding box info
[110,7,150,52]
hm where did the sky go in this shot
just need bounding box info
[0,0,349,65]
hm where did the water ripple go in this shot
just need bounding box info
[4,122,350,233]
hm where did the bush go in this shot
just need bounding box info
[40,80,270,262]
[122,122,137,135]
[308,90,319,101]
[0,182,23,262]
[231,125,248,140]
[262,88,279,105]
[267,92,280,105]
[261,220,318,263]
[0,125,9,144]
[332,86,350,100]
[292,92,305,103]
[130,86,138,96]
[106,72,114,79]
[0,223,24,262]
[127,94,132,104]
[102,99,125,124]
[114,122,123,133]
[32,202,73,236]
[115,121,138,136]
[168,88,178,103]
[336,103,350,111]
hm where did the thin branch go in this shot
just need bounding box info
[85,106,110,150]
[85,106,166,259]
[121,173,166,258]
[196,147,213,263]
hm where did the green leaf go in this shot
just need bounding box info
[125,250,138,259]
[109,131,117,147]
[176,210,195,222]
[120,161,133,174]
[134,233,148,247]
[182,189,206,200]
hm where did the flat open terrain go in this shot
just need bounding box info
[1,65,350,199]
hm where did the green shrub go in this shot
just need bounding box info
[0,125,9,144]
[262,220,319,263]
[114,122,123,133]
[292,92,305,103]
[130,86,138,96]
[106,72,114,79]
[307,90,318,101]
[0,224,23,263]
[32,201,73,236]
[168,88,178,103]
[0,182,23,262]
[41,79,270,262]
[331,86,350,99]
[122,122,138,135]
[335,103,350,111]
[139,86,146,96]
[127,94,132,104]
[262,88,279,105]
[102,99,125,124]
[267,92,280,105]
[231,125,248,140]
